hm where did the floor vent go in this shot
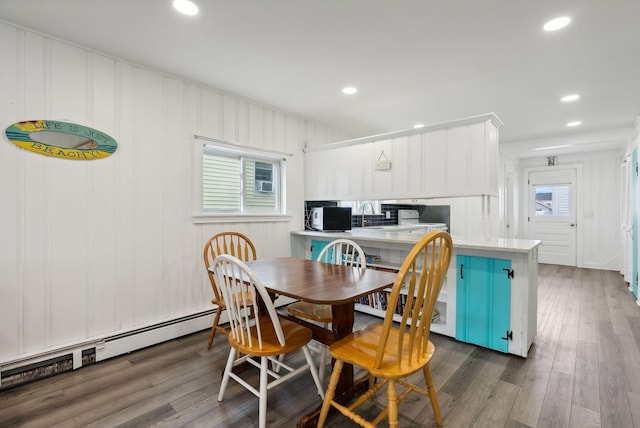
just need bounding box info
[0,349,96,391]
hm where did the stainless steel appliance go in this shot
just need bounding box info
[398,209,448,232]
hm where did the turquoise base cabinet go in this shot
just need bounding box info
[456,255,512,353]
[311,239,330,261]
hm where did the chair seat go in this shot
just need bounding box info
[213,289,255,307]
[329,324,435,379]
[318,232,452,428]
[228,316,313,357]
[287,301,332,323]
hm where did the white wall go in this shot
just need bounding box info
[499,154,520,239]
[517,150,623,271]
[0,21,348,364]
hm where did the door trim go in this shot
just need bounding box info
[522,164,583,267]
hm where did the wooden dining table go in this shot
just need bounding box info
[244,257,398,428]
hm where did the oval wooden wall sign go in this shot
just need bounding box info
[5,120,117,160]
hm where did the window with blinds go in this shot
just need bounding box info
[202,144,282,213]
[533,185,570,216]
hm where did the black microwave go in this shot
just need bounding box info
[311,207,352,231]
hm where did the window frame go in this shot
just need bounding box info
[192,136,291,224]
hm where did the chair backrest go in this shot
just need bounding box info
[317,239,366,269]
[211,254,285,348]
[204,232,257,304]
[375,231,453,368]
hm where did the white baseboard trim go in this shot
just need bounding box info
[1,296,296,388]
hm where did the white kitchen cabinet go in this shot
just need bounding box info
[372,138,394,197]
[347,144,373,199]
[304,113,502,201]
[304,148,332,199]
[291,229,540,357]
[447,120,500,196]
[422,129,449,194]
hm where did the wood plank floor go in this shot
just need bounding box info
[1,264,639,427]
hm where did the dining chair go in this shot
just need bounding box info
[203,231,257,349]
[211,254,324,428]
[317,230,453,428]
[287,238,366,383]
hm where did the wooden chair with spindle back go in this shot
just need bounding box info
[203,231,257,349]
[211,254,324,428]
[317,230,453,428]
[287,238,366,383]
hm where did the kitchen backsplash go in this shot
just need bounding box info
[303,201,450,231]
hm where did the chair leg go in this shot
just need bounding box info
[318,322,329,384]
[317,360,343,427]
[218,348,236,401]
[318,344,327,384]
[272,353,285,373]
[387,380,398,428]
[302,345,324,398]
[207,307,223,349]
[423,364,443,426]
[259,356,269,428]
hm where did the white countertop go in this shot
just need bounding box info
[291,228,541,253]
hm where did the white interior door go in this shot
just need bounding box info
[527,168,577,266]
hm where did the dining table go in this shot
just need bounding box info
[244,256,398,428]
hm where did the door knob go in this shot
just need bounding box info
[570,223,575,227]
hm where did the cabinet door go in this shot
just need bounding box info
[372,138,393,198]
[455,255,511,352]
[447,120,499,197]
[311,239,330,261]
[304,150,334,200]
[390,135,412,197]
[347,144,374,199]
[422,129,448,196]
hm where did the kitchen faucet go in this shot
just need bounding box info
[361,201,375,226]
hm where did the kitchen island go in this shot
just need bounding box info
[291,229,541,357]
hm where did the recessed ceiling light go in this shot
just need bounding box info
[533,145,571,151]
[342,86,357,95]
[413,123,425,129]
[173,0,199,16]
[543,16,571,32]
[567,120,582,127]
[560,94,580,102]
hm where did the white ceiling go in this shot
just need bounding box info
[1,0,639,158]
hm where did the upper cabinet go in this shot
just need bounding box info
[304,113,501,201]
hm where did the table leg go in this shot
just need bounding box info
[296,302,363,428]
[331,302,354,400]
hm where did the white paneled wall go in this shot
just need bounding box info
[621,153,633,282]
[0,21,348,364]
[518,150,623,271]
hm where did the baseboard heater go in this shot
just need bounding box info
[95,309,215,361]
[0,309,215,390]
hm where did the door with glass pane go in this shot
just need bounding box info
[527,168,577,266]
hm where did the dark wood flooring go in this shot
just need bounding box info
[1,264,640,427]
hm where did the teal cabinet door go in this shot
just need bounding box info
[456,255,512,353]
[311,239,330,261]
